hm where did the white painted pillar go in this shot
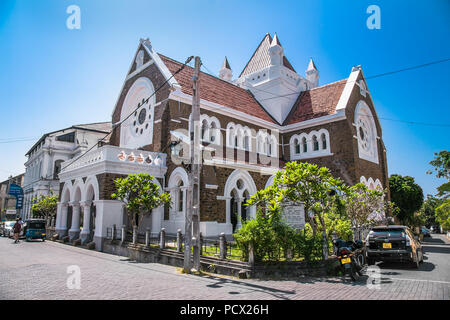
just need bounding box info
[56,202,69,237]
[80,201,92,244]
[223,196,233,236]
[225,197,231,225]
[151,206,164,238]
[236,198,243,229]
[92,200,125,251]
[69,202,81,240]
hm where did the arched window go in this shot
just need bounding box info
[177,180,184,212]
[294,138,300,154]
[355,100,378,163]
[201,119,208,141]
[312,135,319,151]
[53,160,64,180]
[321,133,327,150]
[302,137,307,153]
[228,127,234,146]
[210,122,217,143]
[244,135,250,151]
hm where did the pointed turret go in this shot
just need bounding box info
[219,56,232,82]
[305,57,319,88]
[269,33,283,66]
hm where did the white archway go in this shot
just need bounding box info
[224,169,257,230]
[167,167,189,223]
[265,175,276,189]
[83,175,100,201]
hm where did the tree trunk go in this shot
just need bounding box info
[317,211,328,260]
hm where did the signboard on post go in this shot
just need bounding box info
[281,201,306,230]
[8,184,23,196]
[16,195,24,209]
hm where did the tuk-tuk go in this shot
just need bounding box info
[23,219,47,241]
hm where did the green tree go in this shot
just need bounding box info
[389,174,424,225]
[345,183,386,229]
[246,161,346,260]
[111,173,171,228]
[435,200,450,232]
[419,194,443,228]
[427,150,450,199]
[31,194,58,222]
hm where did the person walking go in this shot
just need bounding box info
[13,218,22,244]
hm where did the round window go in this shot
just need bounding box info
[236,179,244,190]
[358,119,370,151]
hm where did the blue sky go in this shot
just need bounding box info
[0,0,449,197]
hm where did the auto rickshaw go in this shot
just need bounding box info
[23,219,47,241]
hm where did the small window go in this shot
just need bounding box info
[53,160,64,180]
[201,120,208,140]
[244,135,249,151]
[313,135,319,151]
[295,139,300,154]
[210,122,217,143]
[178,180,184,212]
[321,133,327,150]
[302,137,307,153]
[56,132,75,143]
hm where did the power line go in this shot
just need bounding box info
[0,137,40,144]
[61,56,194,171]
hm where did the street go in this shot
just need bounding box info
[0,234,449,300]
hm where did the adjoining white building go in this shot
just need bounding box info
[22,122,112,221]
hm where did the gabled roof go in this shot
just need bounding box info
[239,33,296,78]
[159,54,278,124]
[283,79,347,125]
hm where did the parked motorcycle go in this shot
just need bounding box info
[334,239,365,281]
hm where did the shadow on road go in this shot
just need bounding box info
[422,237,446,245]
[199,274,297,300]
[422,245,450,255]
[377,261,435,272]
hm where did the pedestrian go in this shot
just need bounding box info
[13,218,22,244]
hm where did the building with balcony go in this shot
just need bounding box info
[22,122,111,220]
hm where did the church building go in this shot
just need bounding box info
[55,34,389,250]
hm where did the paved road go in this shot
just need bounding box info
[0,234,448,300]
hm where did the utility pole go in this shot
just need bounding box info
[184,56,202,273]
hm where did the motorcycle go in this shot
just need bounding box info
[334,239,365,281]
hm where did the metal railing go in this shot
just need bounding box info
[105,226,243,261]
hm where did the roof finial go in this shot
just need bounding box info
[221,56,231,70]
[306,57,318,72]
[270,33,281,47]
[219,56,232,82]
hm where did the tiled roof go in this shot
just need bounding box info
[239,33,296,78]
[159,54,278,124]
[283,79,347,125]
